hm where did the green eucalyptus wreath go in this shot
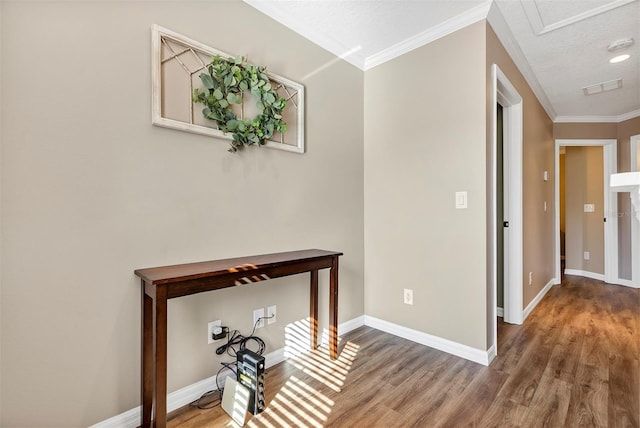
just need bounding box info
[193,55,287,153]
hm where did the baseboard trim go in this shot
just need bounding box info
[363,315,491,366]
[91,315,366,428]
[496,307,504,317]
[615,278,637,288]
[487,343,497,364]
[523,279,555,321]
[564,269,605,281]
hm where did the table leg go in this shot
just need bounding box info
[154,286,168,428]
[329,256,339,359]
[310,270,318,350]
[141,282,153,428]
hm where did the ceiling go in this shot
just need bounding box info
[244,0,640,122]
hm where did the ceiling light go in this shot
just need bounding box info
[609,54,630,63]
[607,38,634,52]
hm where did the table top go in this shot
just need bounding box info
[135,249,342,285]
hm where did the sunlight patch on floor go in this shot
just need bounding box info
[246,319,359,427]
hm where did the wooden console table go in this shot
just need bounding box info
[135,249,342,428]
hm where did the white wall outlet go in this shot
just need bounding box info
[584,204,595,212]
[267,305,276,324]
[528,272,533,285]
[403,288,413,305]
[584,251,590,260]
[207,320,222,344]
[253,308,265,329]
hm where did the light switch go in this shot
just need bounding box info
[455,191,467,209]
[584,204,595,212]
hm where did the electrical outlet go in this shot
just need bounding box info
[584,251,590,260]
[253,308,265,329]
[267,305,276,324]
[207,320,222,344]
[403,288,413,305]
[528,272,533,285]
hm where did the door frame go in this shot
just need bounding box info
[631,134,639,287]
[554,139,618,284]
[491,64,524,356]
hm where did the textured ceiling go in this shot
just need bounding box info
[244,0,640,121]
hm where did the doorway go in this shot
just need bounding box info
[554,139,618,284]
[631,134,639,287]
[491,64,523,359]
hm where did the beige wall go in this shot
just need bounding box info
[553,122,617,140]
[0,1,364,426]
[564,147,605,274]
[364,22,488,350]
[486,24,555,319]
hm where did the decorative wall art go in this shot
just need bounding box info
[151,25,305,153]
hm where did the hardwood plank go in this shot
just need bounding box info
[565,363,608,427]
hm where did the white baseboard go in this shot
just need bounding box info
[615,278,638,288]
[363,315,491,366]
[564,269,605,281]
[91,315,365,428]
[486,343,497,364]
[496,307,504,318]
[523,279,555,321]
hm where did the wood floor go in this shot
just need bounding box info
[168,275,639,427]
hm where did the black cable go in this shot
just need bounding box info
[191,316,272,410]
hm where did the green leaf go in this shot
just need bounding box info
[219,99,229,108]
[200,73,215,89]
[256,101,265,112]
[227,93,242,104]
[263,92,276,105]
[227,119,239,130]
[213,89,223,100]
[239,80,248,92]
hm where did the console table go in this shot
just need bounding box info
[135,249,342,428]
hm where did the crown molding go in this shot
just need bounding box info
[243,0,366,70]
[486,2,557,121]
[364,0,493,70]
[554,109,640,123]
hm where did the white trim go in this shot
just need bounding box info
[320,315,365,346]
[492,65,524,330]
[487,3,556,121]
[363,316,491,366]
[630,137,639,286]
[564,269,606,281]
[90,316,365,428]
[616,278,638,288]
[555,139,619,284]
[555,109,640,124]
[496,307,504,317]
[487,344,497,365]
[523,279,555,321]
[364,0,492,70]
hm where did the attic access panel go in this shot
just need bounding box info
[151,25,305,154]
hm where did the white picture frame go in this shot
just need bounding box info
[151,25,305,154]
